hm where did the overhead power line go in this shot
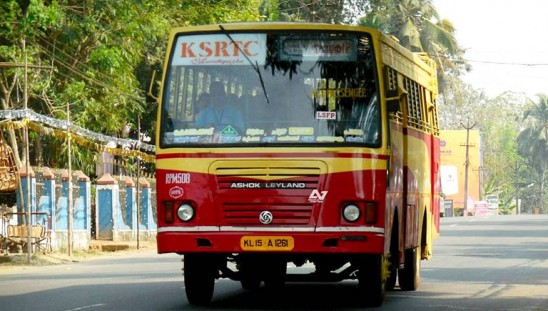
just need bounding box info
[0,62,53,69]
[466,59,548,66]
[31,38,145,102]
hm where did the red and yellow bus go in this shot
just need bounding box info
[155,22,440,307]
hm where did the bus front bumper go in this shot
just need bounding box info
[156,228,385,254]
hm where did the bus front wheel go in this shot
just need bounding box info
[357,255,386,307]
[263,258,286,290]
[183,254,216,305]
[239,260,262,290]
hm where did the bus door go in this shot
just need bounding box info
[400,76,420,252]
[385,68,407,265]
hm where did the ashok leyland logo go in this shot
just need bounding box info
[259,211,273,224]
[308,190,328,203]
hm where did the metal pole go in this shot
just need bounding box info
[516,187,520,215]
[23,38,32,263]
[67,103,73,257]
[463,128,470,216]
[461,119,476,217]
[136,117,141,250]
[477,167,483,201]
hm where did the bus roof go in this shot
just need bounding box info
[167,22,437,96]
[169,22,382,37]
[168,22,434,70]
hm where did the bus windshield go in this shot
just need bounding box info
[161,30,379,147]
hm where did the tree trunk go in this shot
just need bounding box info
[1,94,23,168]
[8,129,23,169]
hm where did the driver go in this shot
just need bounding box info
[195,81,245,133]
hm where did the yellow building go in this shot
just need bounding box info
[440,130,481,215]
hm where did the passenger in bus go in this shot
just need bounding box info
[196,93,210,114]
[195,81,245,133]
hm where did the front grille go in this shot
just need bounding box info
[222,202,314,226]
[210,160,327,226]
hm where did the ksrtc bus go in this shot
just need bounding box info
[155,22,441,307]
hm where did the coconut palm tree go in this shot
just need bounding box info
[517,94,548,213]
[360,0,457,52]
[358,0,468,90]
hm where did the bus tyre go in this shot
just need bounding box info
[241,276,261,290]
[264,259,286,290]
[386,252,398,291]
[240,261,262,290]
[183,254,216,305]
[357,255,386,307]
[398,246,421,291]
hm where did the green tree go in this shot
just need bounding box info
[358,0,468,91]
[258,0,367,24]
[2,0,264,177]
[34,0,160,174]
[0,0,63,167]
[479,93,527,212]
[517,94,548,213]
[182,0,261,25]
[437,78,528,213]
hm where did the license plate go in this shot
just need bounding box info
[240,236,294,251]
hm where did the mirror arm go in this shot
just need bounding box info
[148,70,158,100]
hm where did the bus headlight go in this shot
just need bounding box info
[177,203,194,222]
[343,204,361,222]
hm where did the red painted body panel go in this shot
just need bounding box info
[156,152,388,255]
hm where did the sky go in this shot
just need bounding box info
[434,0,548,97]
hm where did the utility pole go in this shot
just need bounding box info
[1,60,53,264]
[460,119,476,217]
[136,117,141,250]
[67,102,73,257]
[6,57,74,256]
[473,166,484,201]
[23,37,33,263]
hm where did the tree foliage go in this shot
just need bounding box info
[437,76,533,211]
[517,94,548,213]
[182,0,261,25]
[358,0,468,92]
[0,0,263,177]
[1,0,543,214]
[258,0,368,23]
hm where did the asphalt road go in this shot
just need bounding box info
[0,214,546,311]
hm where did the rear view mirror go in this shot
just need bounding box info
[148,70,159,100]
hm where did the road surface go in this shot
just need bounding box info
[0,215,546,310]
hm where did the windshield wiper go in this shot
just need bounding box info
[219,25,270,104]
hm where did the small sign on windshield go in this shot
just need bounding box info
[279,36,357,61]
